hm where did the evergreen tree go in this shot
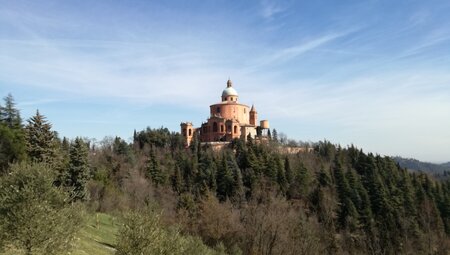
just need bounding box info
[216,154,234,201]
[233,138,248,170]
[275,156,287,193]
[25,110,57,164]
[333,157,359,230]
[171,165,183,194]
[0,124,26,173]
[289,162,311,199]
[227,152,245,202]
[284,157,293,185]
[317,165,331,187]
[195,150,217,196]
[264,155,279,181]
[61,137,70,153]
[0,93,22,129]
[146,148,166,187]
[65,137,90,201]
[272,129,278,142]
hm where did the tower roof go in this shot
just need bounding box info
[250,104,256,112]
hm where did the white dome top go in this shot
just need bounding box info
[222,79,238,98]
[222,87,238,97]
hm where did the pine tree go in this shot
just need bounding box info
[333,157,359,230]
[284,157,293,185]
[171,165,183,194]
[234,139,248,170]
[275,156,287,193]
[146,148,166,187]
[65,137,90,201]
[25,110,57,164]
[264,155,279,181]
[272,129,278,142]
[317,165,331,187]
[0,93,22,129]
[286,162,310,199]
[61,137,70,153]
[216,154,234,201]
[227,152,245,202]
[195,150,217,196]
[0,125,26,172]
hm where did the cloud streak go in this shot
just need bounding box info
[260,0,286,19]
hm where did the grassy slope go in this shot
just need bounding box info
[0,213,118,255]
[72,213,118,255]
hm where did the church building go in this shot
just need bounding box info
[180,79,269,146]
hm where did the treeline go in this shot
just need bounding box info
[393,156,450,180]
[1,94,450,254]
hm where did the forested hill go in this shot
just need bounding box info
[1,94,450,254]
[393,156,450,179]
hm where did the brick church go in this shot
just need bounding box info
[181,79,269,146]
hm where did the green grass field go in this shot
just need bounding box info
[71,213,119,255]
[0,213,119,255]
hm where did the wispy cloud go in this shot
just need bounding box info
[0,37,228,108]
[260,0,286,19]
[401,28,450,57]
[247,30,356,70]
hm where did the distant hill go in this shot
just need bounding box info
[393,156,450,179]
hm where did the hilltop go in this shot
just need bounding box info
[393,156,450,179]
[1,94,450,254]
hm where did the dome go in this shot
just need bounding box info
[222,87,238,98]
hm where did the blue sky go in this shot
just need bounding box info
[1,0,450,162]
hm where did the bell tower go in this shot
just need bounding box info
[180,122,194,146]
[250,104,257,126]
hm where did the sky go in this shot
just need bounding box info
[1,0,450,163]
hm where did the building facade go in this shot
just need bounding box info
[180,79,269,146]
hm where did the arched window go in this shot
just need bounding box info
[213,122,218,132]
[221,125,224,132]
[188,129,192,136]
[234,125,237,134]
